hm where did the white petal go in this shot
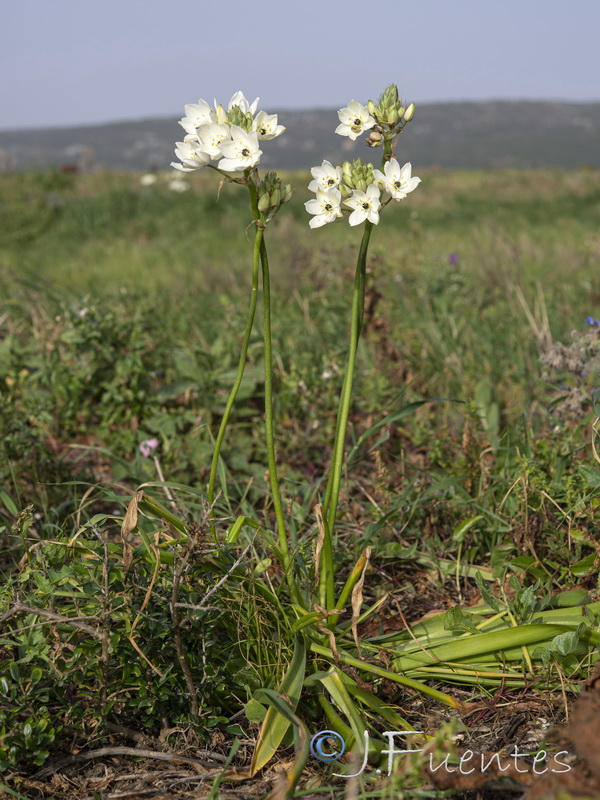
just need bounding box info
[305,198,322,214]
[348,209,365,226]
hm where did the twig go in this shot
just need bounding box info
[33,746,220,779]
[0,603,102,640]
[171,548,200,715]
[128,537,164,677]
[174,543,251,611]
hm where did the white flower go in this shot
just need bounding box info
[218,126,262,172]
[372,159,421,200]
[171,140,210,172]
[335,100,376,141]
[140,173,157,186]
[252,110,285,139]
[308,160,343,193]
[197,123,231,159]
[169,177,189,193]
[344,184,381,226]
[228,91,259,116]
[178,99,216,136]
[304,187,343,228]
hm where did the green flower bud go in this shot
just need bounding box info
[367,100,378,117]
[258,193,271,213]
[270,188,281,207]
[356,178,367,193]
[404,102,416,122]
[227,106,253,131]
[380,84,399,108]
[282,184,293,203]
[387,107,400,125]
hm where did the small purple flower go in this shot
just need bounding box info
[585,316,600,327]
[448,252,459,265]
[139,438,159,458]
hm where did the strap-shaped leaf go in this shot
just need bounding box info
[250,635,306,776]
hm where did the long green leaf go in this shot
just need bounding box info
[255,689,309,799]
[250,635,306,776]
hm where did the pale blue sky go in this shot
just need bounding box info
[2,0,599,130]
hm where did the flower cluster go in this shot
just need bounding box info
[305,87,420,229]
[171,91,285,175]
[305,156,420,229]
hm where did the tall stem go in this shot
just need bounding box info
[323,138,392,535]
[259,237,302,606]
[323,222,373,534]
[207,183,261,522]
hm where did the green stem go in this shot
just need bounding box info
[207,183,261,523]
[259,236,302,606]
[323,222,373,534]
[323,137,394,535]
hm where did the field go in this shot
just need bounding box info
[1,166,600,799]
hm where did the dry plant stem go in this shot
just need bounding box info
[171,548,199,715]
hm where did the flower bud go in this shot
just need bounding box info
[367,100,377,117]
[342,161,353,185]
[270,188,281,207]
[282,184,293,203]
[404,102,415,122]
[387,107,400,125]
[356,178,367,193]
[216,104,227,124]
[380,84,399,107]
[258,193,271,213]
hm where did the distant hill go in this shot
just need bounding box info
[0,102,599,171]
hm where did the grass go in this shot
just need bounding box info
[0,166,599,798]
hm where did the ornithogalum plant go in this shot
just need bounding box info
[165,85,600,794]
[169,84,445,781]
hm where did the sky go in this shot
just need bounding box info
[1,0,599,131]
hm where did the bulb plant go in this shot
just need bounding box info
[159,85,600,791]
